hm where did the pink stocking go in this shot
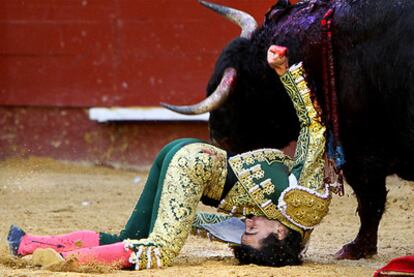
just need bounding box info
[62,242,132,268]
[18,230,99,256]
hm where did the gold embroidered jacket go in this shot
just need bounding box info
[219,62,330,237]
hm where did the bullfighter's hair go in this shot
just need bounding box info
[233,228,302,267]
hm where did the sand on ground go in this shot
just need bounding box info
[0,157,413,277]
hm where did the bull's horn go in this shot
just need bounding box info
[160,67,237,115]
[198,0,258,39]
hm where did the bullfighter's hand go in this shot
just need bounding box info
[267,45,289,76]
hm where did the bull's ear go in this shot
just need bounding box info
[264,0,291,24]
[275,0,291,9]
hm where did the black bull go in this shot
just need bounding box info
[164,0,414,260]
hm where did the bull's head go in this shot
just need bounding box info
[162,0,301,153]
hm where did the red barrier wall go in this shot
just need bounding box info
[0,0,272,107]
[0,0,296,167]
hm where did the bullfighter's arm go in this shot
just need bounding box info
[192,212,231,229]
[268,46,326,192]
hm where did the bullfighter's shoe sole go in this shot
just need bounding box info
[32,248,64,268]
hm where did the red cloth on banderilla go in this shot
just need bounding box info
[374,256,414,276]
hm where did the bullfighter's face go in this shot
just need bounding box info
[241,216,289,249]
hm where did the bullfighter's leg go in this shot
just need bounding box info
[9,228,100,256]
[8,138,203,256]
[60,242,132,268]
[99,138,202,244]
[335,158,388,259]
[30,242,133,269]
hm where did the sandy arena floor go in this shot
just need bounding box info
[0,157,413,276]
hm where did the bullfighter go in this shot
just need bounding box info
[7,45,331,269]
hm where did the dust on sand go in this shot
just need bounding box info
[0,157,413,277]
